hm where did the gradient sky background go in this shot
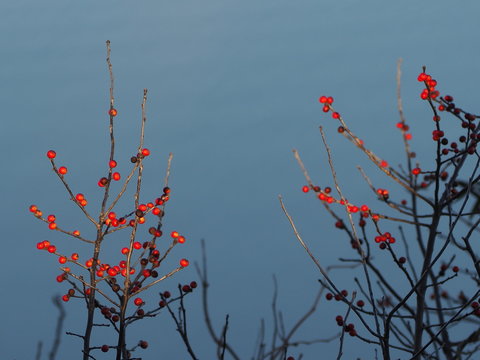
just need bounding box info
[2,1,480,359]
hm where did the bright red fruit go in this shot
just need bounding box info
[180,258,189,267]
[134,298,143,306]
[47,150,56,159]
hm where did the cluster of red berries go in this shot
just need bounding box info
[303,185,375,220]
[325,289,350,301]
[181,281,198,293]
[318,95,341,119]
[418,72,440,100]
[334,315,357,336]
[395,122,413,140]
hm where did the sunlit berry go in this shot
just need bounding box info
[322,105,330,112]
[133,242,142,250]
[47,150,57,159]
[56,274,65,283]
[319,96,327,103]
[177,236,186,244]
[141,148,150,157]
[47,245,56,253]
[171,231,179,238]
[109,160,117,168]
[417,73,427,81]
[302,185,309,193]
[180,259,189,267]
[109,108,118,117]
[71,253,79,260]
[37,241,45,250]
[48,222,57,230]
[112,172,121,181]
[62,295,70,302]
[134,298,143,306]
[121,247,129,255]
[332,112,340,119]
[47,214,56,223]
[412,168,421,176]
[58,256,67,264]
[29,205,38,213]
[107,268,117,277]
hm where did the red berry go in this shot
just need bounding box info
[302,185,309,193]
[417,73,427,81]
[412,168,421,176]
[47,150,57,159]
[109,108,118,116]
[326,293,333,300]
[190,281,197,288]
[101,344,109,352]
[62,294,70,302]
[171,231,179,238]
[141,148,150,157]
[180,258,189,267]
[452,266,459,273]
[318,96,327,103]
[356,300,365,307]
[139,340,148,349]
[112,172,121,181]
[58,166,68,175]
[163,291,171,299]
[134,298,143,306]
[182,285,192,292]
[399,257,406,264]
[58,256,67,264]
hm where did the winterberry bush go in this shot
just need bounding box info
[279,61,480,359]
[30,41,196,360]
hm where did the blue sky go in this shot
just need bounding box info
[1,0,480,359]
